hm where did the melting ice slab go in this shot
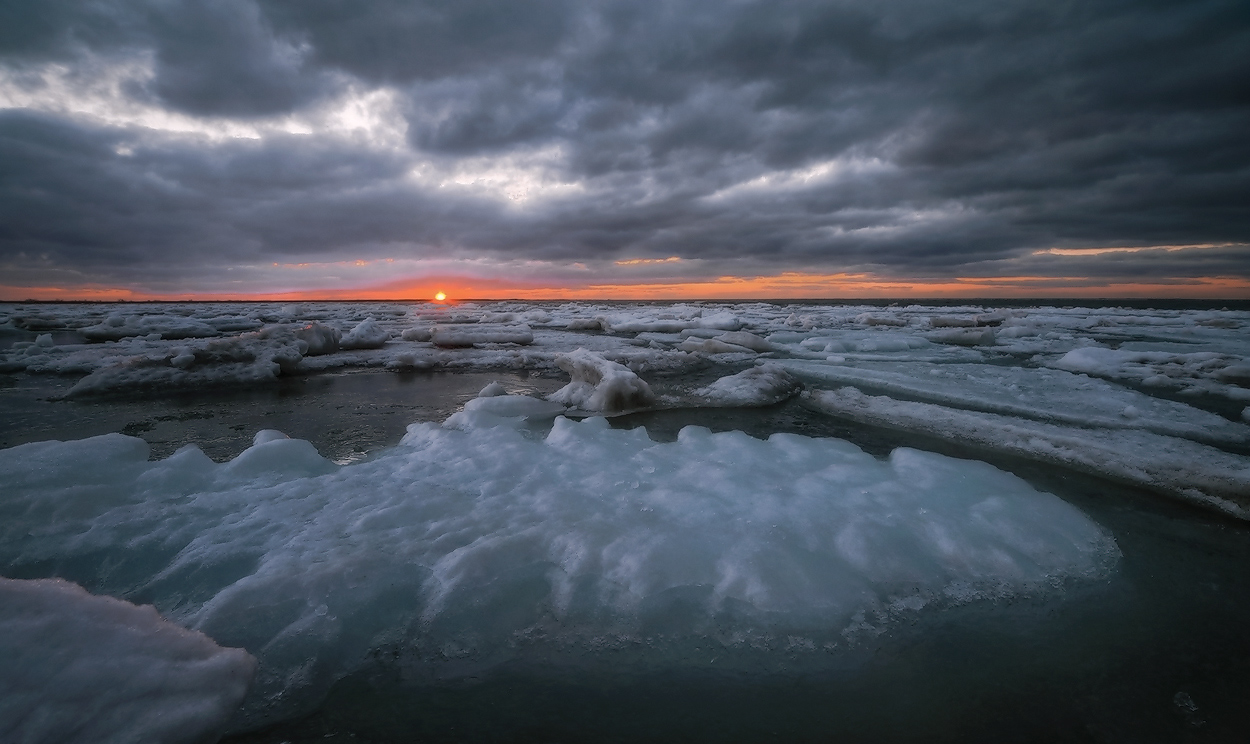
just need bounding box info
[0,416,1118,730]
[0,577,255,744]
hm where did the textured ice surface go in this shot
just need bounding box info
[548,348,657,412]
[0,576,255,744]
[431,324,534,347]
[694,365,804,407]
[805,388,1250,518]
[445,393,568,429]
[0,412,1117,730]
[1050,346,1250,402]
[339,318,391,350]
[775,359,1250,445]
[3,299,1248,518]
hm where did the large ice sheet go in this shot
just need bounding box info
[0,576,255,744]
[804,388,1250,519]
[774,359,1250,445]
[1049,346,1250,402]
[0,413,1117,729]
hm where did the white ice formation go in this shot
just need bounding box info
[548,348,657,412]
[0,576,255,744]
[431,324,534,347]
[694,365,804,407]
[339,318,391,350]
[805,388,1250,519]
[0,410,1118,730]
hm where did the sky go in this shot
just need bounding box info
[1,0,1248,301]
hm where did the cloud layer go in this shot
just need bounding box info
[1,0,1248,296]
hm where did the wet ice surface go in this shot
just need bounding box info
[1,577,256,744]
[2,299,1250,742]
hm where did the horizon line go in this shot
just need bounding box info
[6,296,1250,304]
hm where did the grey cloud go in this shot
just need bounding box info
[143,0,329,117]
[261,0,575,83]
[966,246,1250,282]
[1,0,1248,291]
[404,72,571,153]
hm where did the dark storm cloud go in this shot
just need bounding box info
[1,0,1248,290]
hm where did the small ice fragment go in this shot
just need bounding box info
[432,325,534,347]
[547,348,656,412]
[253,429,290,446]
[170,348,195,368]
[855,313,907,327]
[694,365,803,407]
[696,311,742,331]
[927,327,996,346]
[478,381,508,397]
[340,318,391,350]
[1173,691,1198,712]
[716,331,776,352]
[294,322,341,355]
[464,394,566,418]
[677,337,755,354]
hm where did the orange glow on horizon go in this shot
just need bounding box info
[4,271,1249,302]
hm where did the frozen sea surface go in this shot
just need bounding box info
[2,299,1249,743]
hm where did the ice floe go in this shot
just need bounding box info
[339,318,391,350]
[693,365,804,407]
[0,576,255,744]
[548,348,657,412]
[431,324,534,347]
[774,359,1250,446]
[0,410,1118,729]
[1050,346,1250,402]
[804,387,1250,519]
